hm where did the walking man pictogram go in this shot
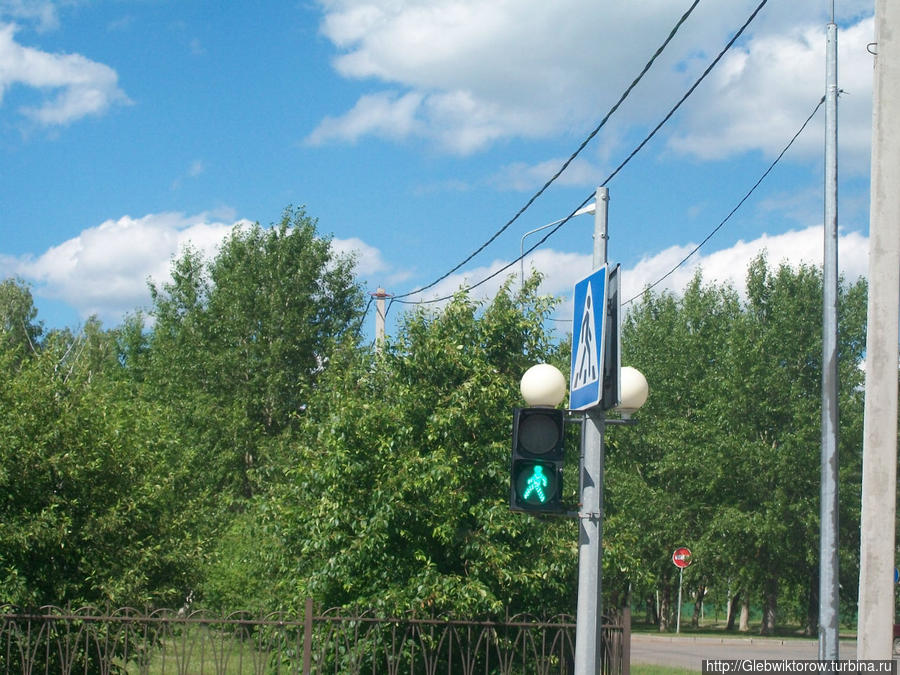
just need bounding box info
[573,285,597,389]
[522,465,549,502]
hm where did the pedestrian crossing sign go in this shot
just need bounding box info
[570,266,607,410]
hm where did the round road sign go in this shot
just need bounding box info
[672,547,693,569]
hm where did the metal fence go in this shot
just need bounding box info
[0,602,630,674]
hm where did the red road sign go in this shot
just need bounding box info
[672,547,693,569]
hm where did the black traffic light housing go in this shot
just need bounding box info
[600,264,621,410]
[510,407,565,513]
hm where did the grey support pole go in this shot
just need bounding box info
[574,187,609,675]
[676,567,684,634]
[372,288,390,353]
[857,0,900,659]
[818,20,839,663]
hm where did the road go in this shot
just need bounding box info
[631,634,859,670]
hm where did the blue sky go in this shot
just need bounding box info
[0,0,876,340]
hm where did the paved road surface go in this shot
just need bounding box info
[631,634,859,670]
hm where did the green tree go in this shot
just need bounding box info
[146,207,364,506]
[244,278,579,618]
[0,319,197,607]
[714,258,866,634]
[608,257,867,633]
[606,274,741,629]
[0,278,43,362]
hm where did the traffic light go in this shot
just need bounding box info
[601,264,621,410]
[510,407,565,513]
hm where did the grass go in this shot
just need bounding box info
[632,665,700,675]
[118,624,278,674]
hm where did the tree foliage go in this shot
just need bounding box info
[0,215,875,638]
[0,304,196,607]
[239,279,579,617]
[0,208,366,609]
[607,255,867,632]
[0,278,42,363]
[145,207,364,505]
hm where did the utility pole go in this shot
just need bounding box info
[372,288,391,352]
[857,0,900,659]
[818,19,839,663]
[574,186,609,675]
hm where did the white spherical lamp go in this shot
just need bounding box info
[520,363,567,407]
[615,366,649,418]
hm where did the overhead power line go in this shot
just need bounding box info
[622,95,826,306]
[390,0,703,302]
[354,295,375,337]
[511,93,826,325]
[394,0,770,308]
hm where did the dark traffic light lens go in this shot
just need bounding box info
[518,412,562,456]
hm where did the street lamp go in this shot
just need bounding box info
[614,366,649,419]
[520,363,567,407]
[520,203,597,287]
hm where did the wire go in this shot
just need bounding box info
[390,0,703,302]
[623,95,825,306]
[603,0,768,187]
[394,0,770,307]
[393,195,594,305]
[354,295,375,336]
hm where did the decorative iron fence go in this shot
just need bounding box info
[0,602,629,674]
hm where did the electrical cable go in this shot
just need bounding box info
[622,95,825,306]
[393,195,593,305]
[393,0,769,307]
[396,92,822,321]
[390,0,703,302]
[602,0,768,188]
[354,295,375,337]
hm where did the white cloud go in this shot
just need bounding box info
[492,157,600,192]
[311,0,694,153]
[307,90,423,145]
[667,18,874,171]
[10,213,242,323]
[188,159,205,177]
[107,15,135,32]
[4,212,398,326]
[331,236,412,288]
[404,225,869,326]
[0,0,58,32]
[0,22,130,126]
[405,257,520,308]
[310,1,874,160]
[331,236,388,276]
[7,211,866,331]
[621,225,869,305]
[171,159,207,190]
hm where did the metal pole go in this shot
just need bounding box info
[818,20,839,663]
[593,188,610,265]
[857,0,900,658]
[520,203,598,287]
[676,567,684,634]
[574,186,609,675]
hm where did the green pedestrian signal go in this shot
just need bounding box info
[514,462,560,506]
[523,465,549,501]
[510,408,565,513]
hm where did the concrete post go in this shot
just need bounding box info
[857,0,900,658]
